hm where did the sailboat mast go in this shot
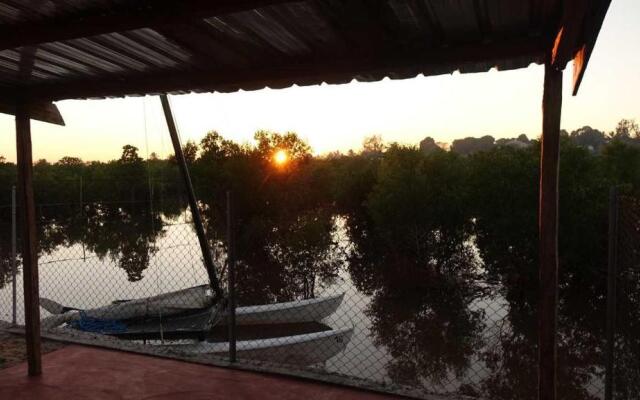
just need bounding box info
[159,94,223,300]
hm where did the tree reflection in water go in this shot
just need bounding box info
[346,207,487,392]
[37,202,165,282]
[83,204,164,282]
[1,133,639,399]
[367,274,485,388]
[0,207,16,289]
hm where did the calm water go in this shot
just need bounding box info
[0,207,633,399]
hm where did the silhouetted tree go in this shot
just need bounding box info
[451,135,495,155]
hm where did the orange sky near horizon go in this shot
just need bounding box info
[1,0,638,163]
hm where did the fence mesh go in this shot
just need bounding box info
[0,186,638,399]
[614,194,640,400]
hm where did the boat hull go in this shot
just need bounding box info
[41,292,345,331]
[163,327,353,365]
[233,293,344,325]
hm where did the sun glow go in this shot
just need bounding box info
[273,149,289,166]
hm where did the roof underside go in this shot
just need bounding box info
[0,0,611,108]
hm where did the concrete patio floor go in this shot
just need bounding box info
[0,344,400,400]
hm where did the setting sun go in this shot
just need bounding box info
[273,149,289,166]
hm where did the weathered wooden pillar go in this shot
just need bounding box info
[539,62,563,400]
[15,102,42,376]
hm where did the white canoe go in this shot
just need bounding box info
[40,291,345,330]
[163,327,353,365]
[233,293,344,325]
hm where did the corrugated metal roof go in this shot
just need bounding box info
[0,0,570,101]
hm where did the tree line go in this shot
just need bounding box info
[0,119,639,398]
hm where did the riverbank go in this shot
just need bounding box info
[0,325,64,369]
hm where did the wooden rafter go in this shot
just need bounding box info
[572,0,612,95]
[0,99,65,125]
[550,0,589,70]
[0,0,300,51]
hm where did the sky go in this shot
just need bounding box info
[1,0,639,163]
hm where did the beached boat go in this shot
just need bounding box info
[110,292,345,338]
[40,285,214,321]
[162,327,353,365]
[40,290,344,330]
[235,293,345,325]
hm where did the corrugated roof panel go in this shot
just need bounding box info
[0,54,58,82]
[90,32,183,69]
[233,9,313,56]
[277,2,343,49]
[65,38,149,72]
[495,55,540,71]
[459,61,494,74]
[0,0,129,23]
[34,48,99,76]
[125,29,195,64]
[0,0,585,100]
[487,0,531,35]
[5,0,56,20]
[0,49,78,78]
[254,3,342,58]
[430,0,481,43]
[151,22,251,69]
[205,13,290,59]
[387,1,431,39]
[41,42,125,74]
[203,16,269,60]
[0,2,19,24]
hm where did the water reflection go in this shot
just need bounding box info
[367,276,485,388]
[83,204,164,282]
[0,207,16,289]
[0,198,638,399]
[198,194,344,306]
[35,202,165,282]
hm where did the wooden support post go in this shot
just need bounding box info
[159,94,223,300]
[15,102,42,376]
[538,62,563,400]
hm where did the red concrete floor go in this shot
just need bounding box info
[0,345,399,400]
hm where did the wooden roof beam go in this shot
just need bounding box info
[0,98,65,126]
[0,0,300,51]
[550,0,588,70]
[572,0,612,95]
[19,37,545,101]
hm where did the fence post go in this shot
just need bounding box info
[80,176,86,261]
[227,190,237,362]
[11,185,17,326]
[605,186,619,400]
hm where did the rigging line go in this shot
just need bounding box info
[156,94,167,239]
[143,96,164,344]
[163,95,206,288]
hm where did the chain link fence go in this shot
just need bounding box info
[1,184,637,399]
[609,192,640,400]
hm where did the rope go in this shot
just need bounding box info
[143,97,165,344]
[163,95,206,289]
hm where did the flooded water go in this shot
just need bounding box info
[0,203,637,400]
